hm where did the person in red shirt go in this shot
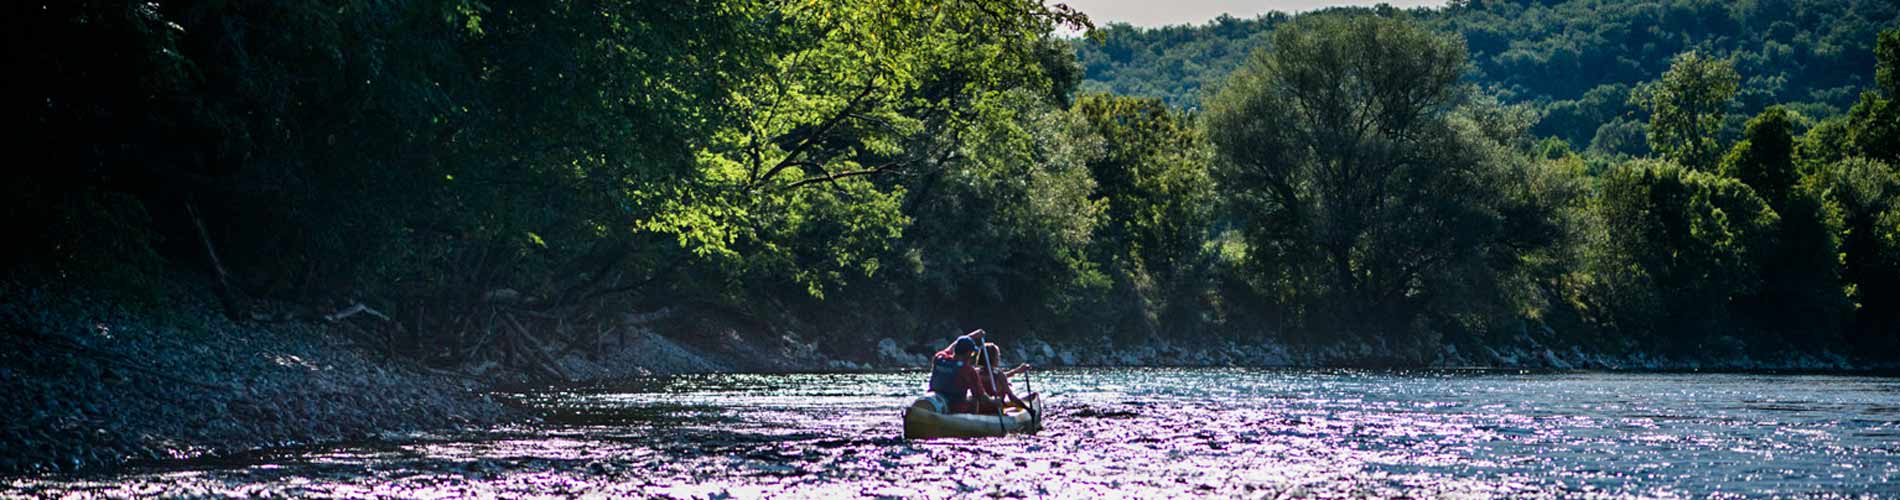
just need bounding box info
[926,329,999,413]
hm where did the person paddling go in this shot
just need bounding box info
[926,329,1000,414]
[974,343,1036,413]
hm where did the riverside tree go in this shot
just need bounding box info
[1073,94,1216,340]
[1632,52,1741,172]
[1585,160,1778,354]
[1204,14,1568,352]
[1720,108,1850,348]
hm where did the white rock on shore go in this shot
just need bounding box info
[877,338,925,366]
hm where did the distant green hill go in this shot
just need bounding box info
[1073,0,1899,149]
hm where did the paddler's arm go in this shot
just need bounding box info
[979,376,1005,406]
[938,329,986,354]
[972,390,999,407]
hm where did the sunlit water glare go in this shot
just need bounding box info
[9,369,1900,498]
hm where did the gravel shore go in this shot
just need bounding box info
[0,285,517,475]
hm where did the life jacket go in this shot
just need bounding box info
[928,355,967,404]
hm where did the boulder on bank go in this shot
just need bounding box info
[877,338,926,367]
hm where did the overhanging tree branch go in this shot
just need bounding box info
[781,162,903,190]
[749,84,879,189]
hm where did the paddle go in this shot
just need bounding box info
[976,330,1006,436]
[1020,362,1041,430]
[1022,363,1033,395]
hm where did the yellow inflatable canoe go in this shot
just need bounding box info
[901,393,1044,439]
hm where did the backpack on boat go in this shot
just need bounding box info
[927,356,966,406]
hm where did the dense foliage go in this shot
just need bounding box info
[1075,0,1899,149]
[8,0,1899,367]
[1072,1,1900,361]
[6,0,1099,364]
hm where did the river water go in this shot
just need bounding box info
[9,368,1900,498]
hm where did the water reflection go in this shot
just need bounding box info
[8,369,1900,498]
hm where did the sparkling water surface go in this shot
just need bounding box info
[10,368,1900,498]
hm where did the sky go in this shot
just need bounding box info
[1057,0,1450,28]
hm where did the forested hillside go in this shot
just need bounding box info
[1076,0,1899,151]
[7,0,1899,376]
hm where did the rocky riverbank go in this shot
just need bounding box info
[857,332,1876,373]
[4,284,1884,476]
[550,318,1887,383]
[0,285,516,475]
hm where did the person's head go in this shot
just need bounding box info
[983,343,1002,366]
[953,336,978,361]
